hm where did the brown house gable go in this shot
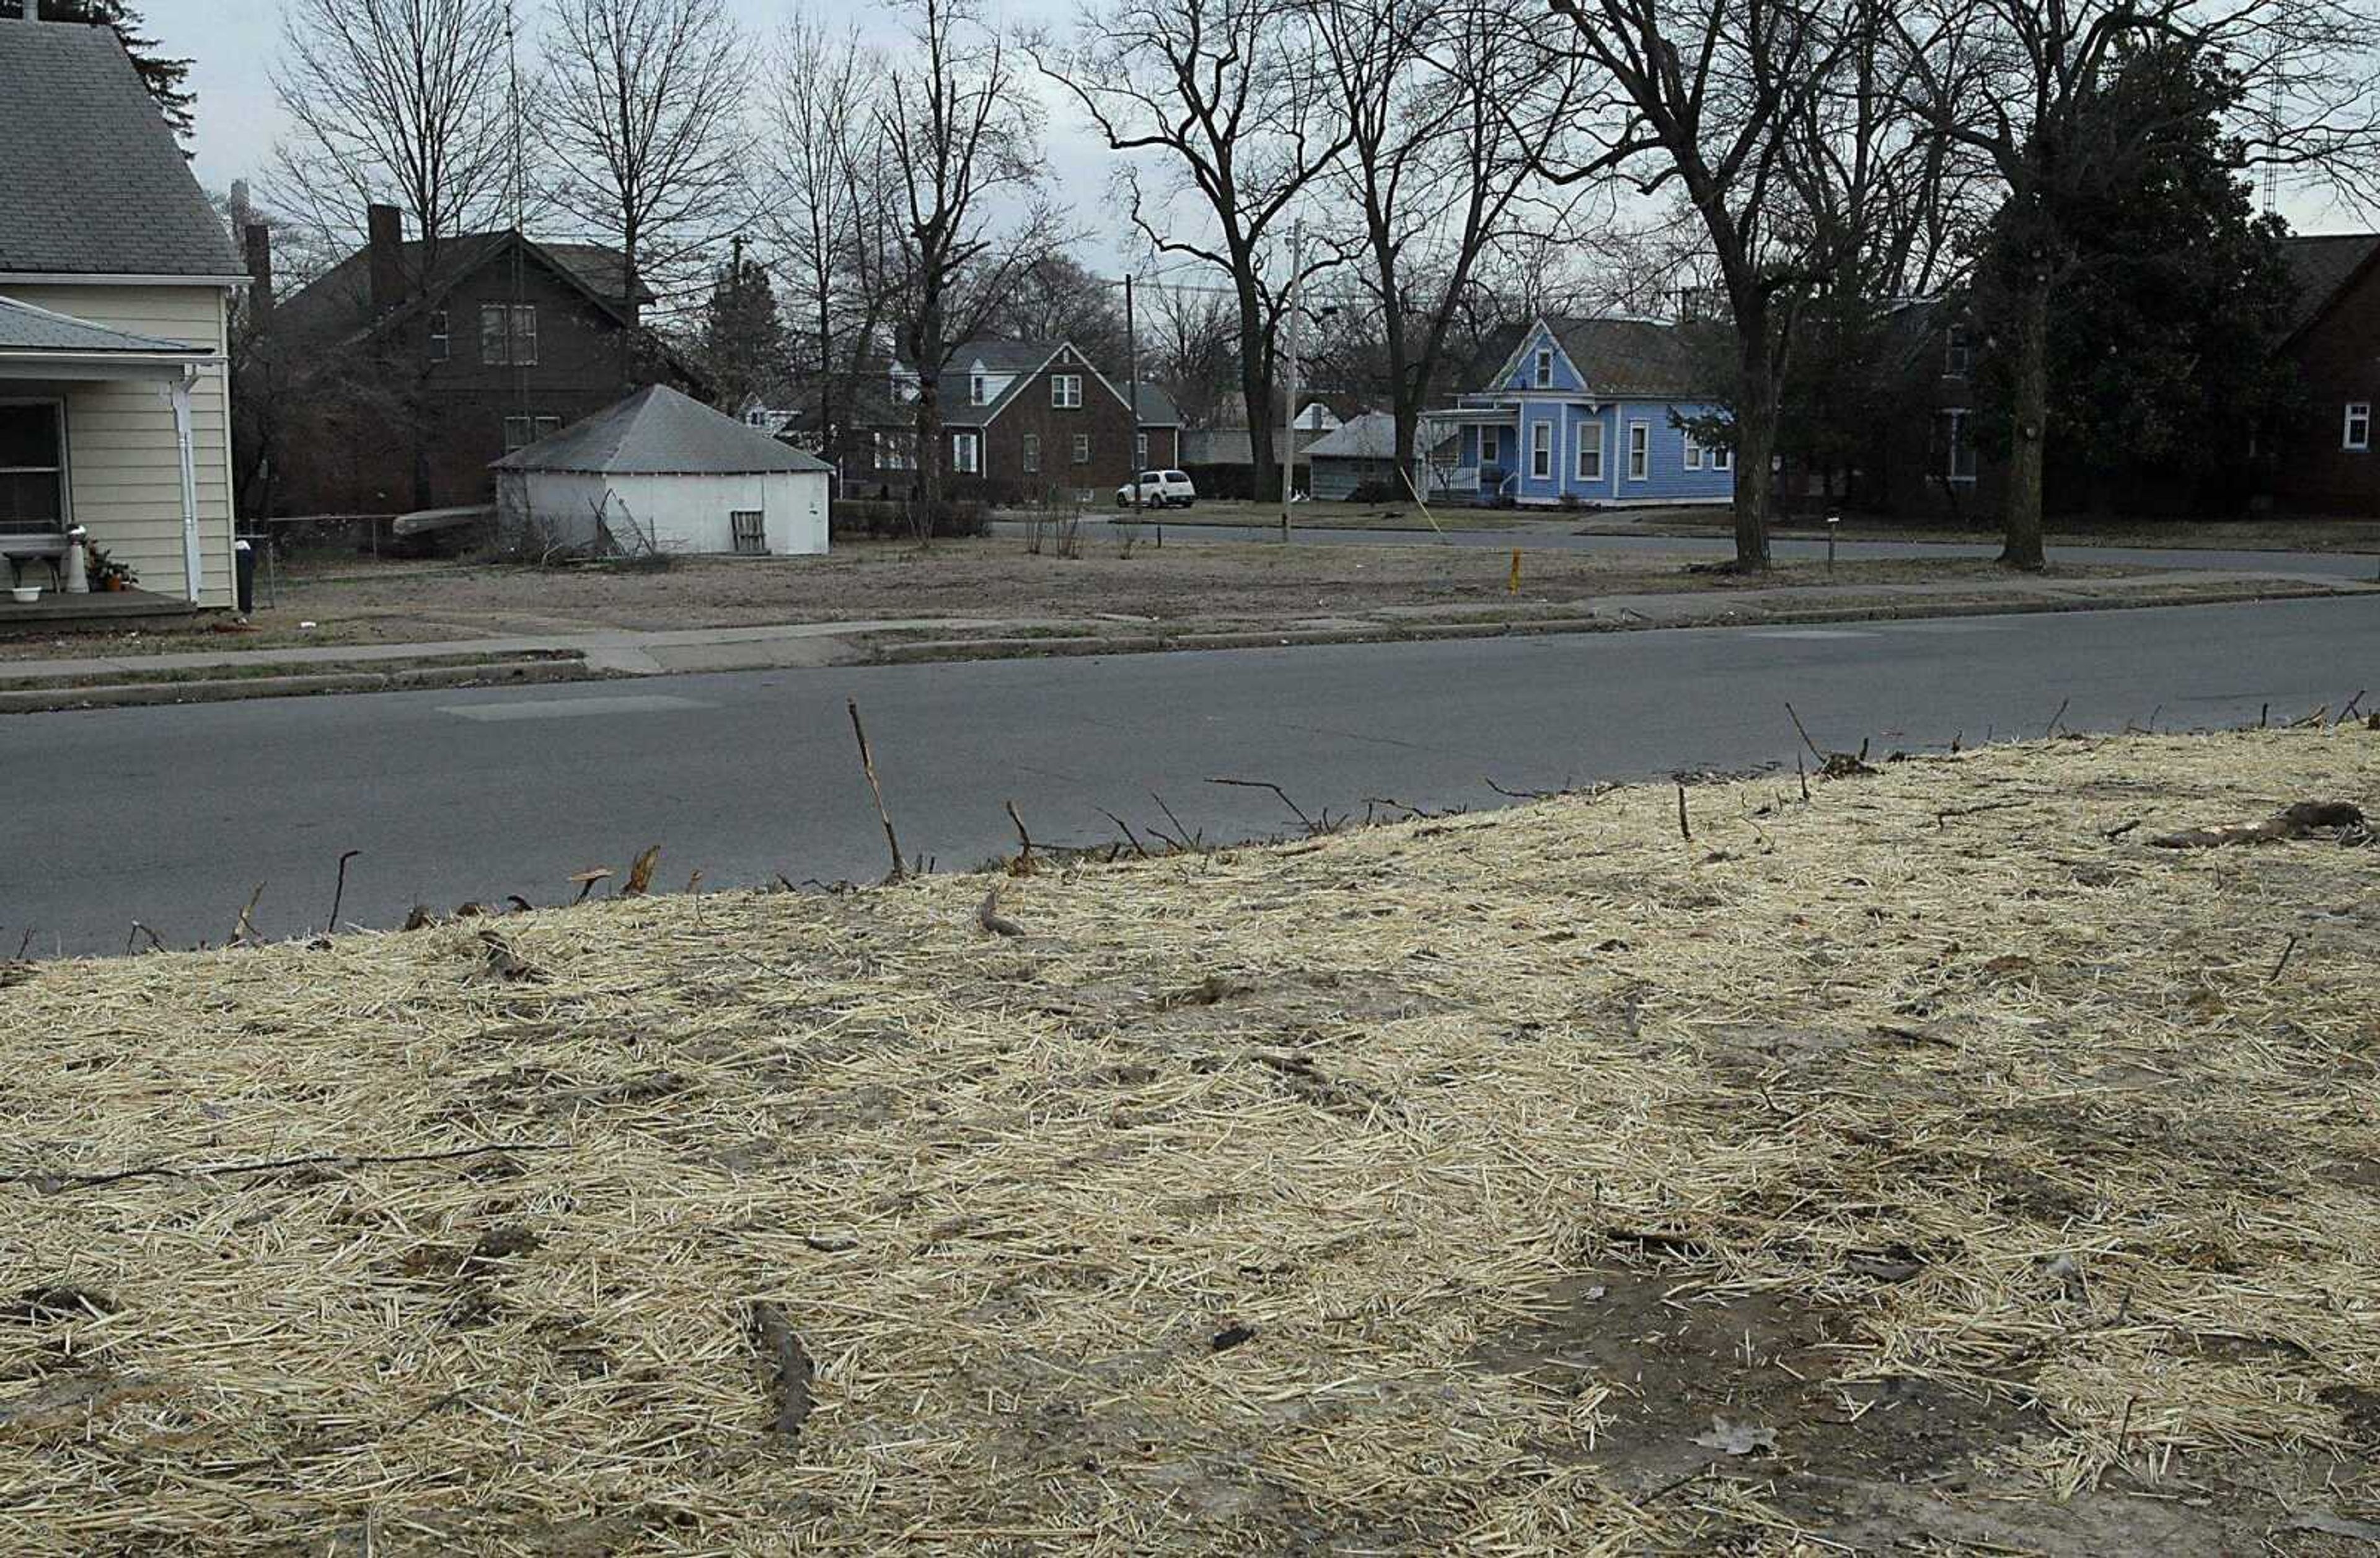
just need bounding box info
[265,221,699,516]
[2271,235,2380,515]
[850,341,1180,503]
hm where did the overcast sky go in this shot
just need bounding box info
[153,0,1150,271]
[151,0,2359,272]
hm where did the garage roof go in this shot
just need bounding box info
[491,384,835,476]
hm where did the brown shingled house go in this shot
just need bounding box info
[2269,233,2380,515]
[257,205,700,516]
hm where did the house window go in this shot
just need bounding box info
[1576,422,1603,481]
[534,415,562,440]
[0,401,66,529]
[480,303,537,365]
[875,430,916,471]
[1944,325,1972,378]
[1628,423,1650,480]
[1710,443,1733,472]
[1021,434,1040,473]
[952,431,981,474]
[1684,433,1704,472]
[1530,421,1551,479]
[502,415,534,451]
[1479,428,1500,466]
[1534,347,1554,388]
[428,310,450,362]
[2345,402,2372,452]
[1135,432,1149,466]
[1052,374,1083,409]
[969,373,987,406]
[1072,433,1091,464]
[730,510,767,555]
[1944,410,1979,482]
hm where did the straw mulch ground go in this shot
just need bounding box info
[4,732,2376,1555]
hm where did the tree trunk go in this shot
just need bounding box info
[910,279,945,510]
[2000,271,2050,570]
[1731,329,1777,570]
[1237,280,1278,503]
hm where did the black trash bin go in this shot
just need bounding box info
[235,537,256,616]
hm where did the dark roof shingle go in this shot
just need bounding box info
[2278,234,2380,339]
[0,21,239,277]
[491,384,833,474]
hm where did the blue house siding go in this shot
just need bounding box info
[1449,314,1737,507]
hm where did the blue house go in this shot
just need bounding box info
[1441,317,1735,507]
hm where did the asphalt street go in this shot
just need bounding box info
[6,594,2374,957]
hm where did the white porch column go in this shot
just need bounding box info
[169,369,202,604]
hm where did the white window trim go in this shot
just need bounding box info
[1533,348,1554,388]
[969,374,987,406]
[1072,432,1091,464]
[1627,422,1650,482]
[428,310,449,363]
[952,430,981,475]
[1021,433,1040,473]
[2345,401,2372,452]
[1530,420,1551,479]
[1710,443,1733,472]
[1945,409,1979,484]
[1575,420,1603,482]
[1051,374,1083,409]
[0,397,71,531]
[1683,435,1704,472]
[1479,428,1500,466]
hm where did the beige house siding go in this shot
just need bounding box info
[0,281,236,606]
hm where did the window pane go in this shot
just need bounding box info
[0,404,59,467]
[514,305,537,365]
[0,470,61,526]
[482,305,508,363]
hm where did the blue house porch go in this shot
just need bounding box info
[1439,317,1736,507]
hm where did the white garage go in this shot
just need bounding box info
[490,384,832,558]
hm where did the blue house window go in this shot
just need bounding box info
[1480,428,1499,466]
[1530,422,1551,477]
[1576,422,1603,481]
[1533,347,1554,387]
[1628,423,1650,480]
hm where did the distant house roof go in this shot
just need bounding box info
[276,229,654,348]
[1179,427,1330,467]
[1541,317,1709,397]
[891,340,1179,428]
[2278,233,2380,340]
[492,384,835,475]
[0,294,201,355]
[0,20,240,278]
[1304,412,1405,461]
[1132,382,1182,426]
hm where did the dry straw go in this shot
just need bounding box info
[2,731,2374,1553]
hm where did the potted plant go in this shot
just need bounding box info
[86,544,137,592]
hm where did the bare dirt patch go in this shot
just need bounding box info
[1,539,2164,658]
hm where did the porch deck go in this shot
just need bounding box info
[0,588,200,639]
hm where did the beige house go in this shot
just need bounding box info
[0,17,242,612]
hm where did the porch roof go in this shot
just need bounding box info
[0,296,211,380]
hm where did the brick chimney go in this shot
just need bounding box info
[366,203,405,313]
[243,223,273,325]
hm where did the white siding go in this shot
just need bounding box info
[0,281,236,606]
[511,470,829,556]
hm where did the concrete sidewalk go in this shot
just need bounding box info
[0,568,2367,709]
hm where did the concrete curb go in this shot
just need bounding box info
[861,583,2361,666]
[0,656,594,715]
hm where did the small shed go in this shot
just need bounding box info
[491,384,832,557]
[1305,412,1415,502]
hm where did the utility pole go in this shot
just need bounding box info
[1126,272,1142,520]
[1280,216,1302,542]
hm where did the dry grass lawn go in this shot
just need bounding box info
[3,732,2376,1553]
[6,539,2156,659]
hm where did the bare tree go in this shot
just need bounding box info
[880,0,1055,507]
[1545,0,1864,568]
[537,0,747,312]
[1040,0,1352,501]
[271,0,515,271]
[1894,0,2380,567]
[1144,281,1243,430]
[756,14,902,472]
[1315,0,1588,502]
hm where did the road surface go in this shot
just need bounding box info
[6,595,2374,957]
